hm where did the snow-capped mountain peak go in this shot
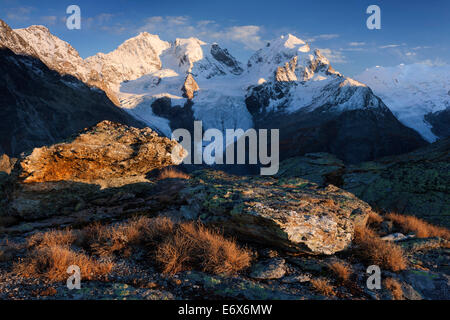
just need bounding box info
[161,37,206,73]
[0,19,38,57]
[114,32,170,57]
[247,34,337,84]
[278,34,309,50]
[85,32,170,90]
[14,25,89,81]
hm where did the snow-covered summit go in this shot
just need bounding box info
[85,32,170,89]
[162,37,206,73]
[246,34,338,83]
[0,19,38,57]
[15,25,90,82]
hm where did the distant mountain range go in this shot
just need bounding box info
[2,19,447,163]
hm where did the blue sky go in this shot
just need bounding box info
[1,0,449,76]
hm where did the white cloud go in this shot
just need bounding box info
[379,44,402,49]
[81,13,128,34]
[318,48,347,63]
[340,47,366,52]
[349,42,365,46]
[214,25,263,50]
[85,13,114,27]
[6,6,34,21]
[137,16,264,50]
[306,34,340,42]
[197,20,215,27]
[166,16,189,25]
[405,52,416,56]
[411,46,432,50]
[418,58,447,66]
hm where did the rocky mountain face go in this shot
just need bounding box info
[10,23,120,104]
[85,32,170,91]
[425,107,450,138]
[14,25,92,85]
[0,20,38,56]
[356,63,450,142]
[1,19,429,164]
[244,36,427,163]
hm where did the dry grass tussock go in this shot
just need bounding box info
[15,229,113,281]
[367,211,383,225]
[157,167,190,180]
[386,213,450,240]
[14,216,251,281]
[354,224,407,272]
[384,277,403,300]
[156,221,252,275]
[328,260,352,283]
[80,216,175,256]
[310,278,335,296]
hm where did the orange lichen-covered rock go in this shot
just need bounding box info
[19,121,187,188]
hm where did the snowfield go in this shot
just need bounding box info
[357,63,450,142]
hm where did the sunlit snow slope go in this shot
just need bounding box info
[357,64,450,142]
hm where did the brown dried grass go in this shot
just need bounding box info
[156,221,252,275]
[14,245,113,281]
[386,213,450,240]
[367,211,383,225]
[79,216,173,256]
[328,260,352,283]
[158,167,190,180]
[354,224,407,272]
[384,277,403,300]
[14,216,251,281]
[310,278,335,296]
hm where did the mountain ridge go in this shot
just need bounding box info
[0,19,429,163]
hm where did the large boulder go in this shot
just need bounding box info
[2,121,187,222]
[175,170,373,255]
[19,121,187,188]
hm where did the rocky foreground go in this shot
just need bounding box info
[0,122,449,300]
